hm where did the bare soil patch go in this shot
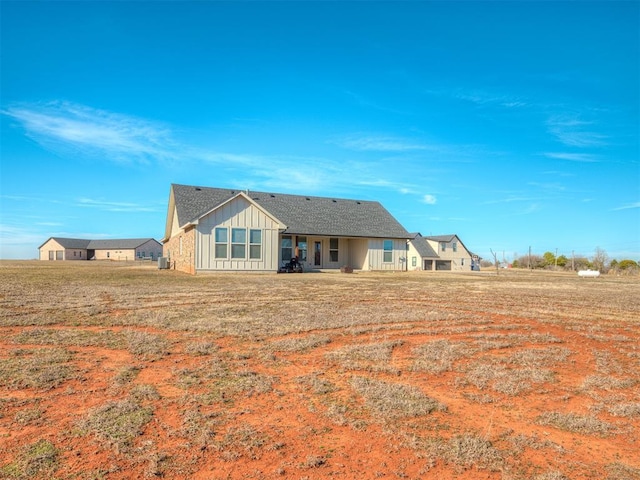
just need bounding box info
[1,261,639,479]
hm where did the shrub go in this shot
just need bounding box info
[350,376,445,420]
[79,399,153,452]
[0,439,59,479]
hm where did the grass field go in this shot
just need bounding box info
[0,261,639,479]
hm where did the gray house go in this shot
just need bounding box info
[162,184,412,274]
[39,237,162,261]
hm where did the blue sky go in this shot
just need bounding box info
[1,1,638,262]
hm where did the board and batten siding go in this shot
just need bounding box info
[195,196,281,271]
[365,238,407,271]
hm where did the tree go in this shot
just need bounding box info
[543,251,556,268]
[592,247,608,273]
[618,259,639,270]
[556,255,568,268]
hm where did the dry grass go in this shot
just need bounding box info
[325,340,404,373]
[267,334,332,352]
[411,339,475,374]
[1,261,639,479]
[0,347,74,390]
[78,399,154,452]
[0,439,59,479]
[536,411,615,437]
[349,375,445,420]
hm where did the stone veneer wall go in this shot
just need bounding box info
[163,227,196,274]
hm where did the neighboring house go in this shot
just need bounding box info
[407,233,477,271]
[161,184,412,274]
[39,237,162,261]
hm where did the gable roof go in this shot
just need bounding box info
[39,237,91,249]
[425,234,458,242]
[86,238,161,250]
[425,234,473,256]
[409,233,438,258]
[39,237,160,250]
[169,184,411,239]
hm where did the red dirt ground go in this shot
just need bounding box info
[1,263,638,479]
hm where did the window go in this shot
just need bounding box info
[107,252,110,258]
[440,242,446,252]
[56,250,63,260]
[49,251,54,260]
[297,237,307,262]
[79,251,82,258]
[215,227,228,258]
[383,240,393,263]
[137,251,142,258]
[461,258,465,266]
[412,256,417,267]
[74,251,77,257]
[281,235,292,261]
[452,242,457,252]
[329,238,339,262]
[249,229,261,259]
[231,228,246,258]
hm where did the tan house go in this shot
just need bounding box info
[161,184,412,274]
[407,233,478,271]
[39,237,162,261]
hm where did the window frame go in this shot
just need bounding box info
[281,235,293,262]
[249,229,262,260]
[383,240,393,263]
[214,227,228,259]
[231,228,247,259]
[329,238,339,262]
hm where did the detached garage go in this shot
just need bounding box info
[39,237,162,261]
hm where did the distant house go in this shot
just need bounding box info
[161,184,412,274]
[38,237,162,261]
[407,233,478,271]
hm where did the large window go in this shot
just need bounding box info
[231,228,246,258]
[281,236,292,261]
[383,240,393,263]
[249,229,261,259]
[297,237,307,262]
[329,238,339,262]
[440,242,446,252]
[215,227,228,258]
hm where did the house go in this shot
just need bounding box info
[407,233,478,271]
[38,237,163,261]
[161,184,412,274]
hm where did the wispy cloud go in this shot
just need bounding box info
[611,202,640,211]
[422,194,437,205]
[3,101,178,164]
[75,197,159,212]
[547,115,608,147]
[544,152,599,162]
[426,87,528,109]
[332,134,430,152]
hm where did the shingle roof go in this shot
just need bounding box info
[39,237,160,250]
[425,234,457,242]
[43,237,91,249]
[86,238,160,250]
[409,233,438,258]
[171,184,411,239]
